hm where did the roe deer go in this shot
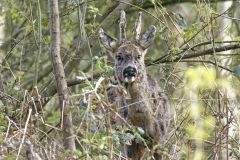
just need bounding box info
[99,10,170,160]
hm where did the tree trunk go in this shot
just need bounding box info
[48,0,75,150]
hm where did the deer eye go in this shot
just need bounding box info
[137,55,141,59]
[116,55,122,61]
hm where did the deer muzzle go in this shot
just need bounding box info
[123,66,137,83]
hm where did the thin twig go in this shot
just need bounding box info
[29,0,39,49]
[170,59,232,73]
[4,116,12,141]
[156,2,191,48]
[33,0,42,87]
[16,108,32,160]
[2,30,33,63]
[116,0,165,25]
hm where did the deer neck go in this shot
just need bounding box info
[124,74,149,101]
[123,74,153,128]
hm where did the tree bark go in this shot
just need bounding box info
[48,0,75,150]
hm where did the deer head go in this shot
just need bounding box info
[99,10,156,86]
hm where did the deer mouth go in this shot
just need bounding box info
[123,67,137,83]
[124,75,136,83]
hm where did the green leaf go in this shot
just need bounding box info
[97,139,105,149]
[144,57,153,61]
[120,133,134,141]
[93,22,99,28]
[80,138,90,144]
[16,71,24,77]
[65,27,70,33]
[89,125,97,132]
[72,150,82,157]
[176,67,182,71]
[91,56,99,63]
[80,100,87,109]
[137,127,145,135]
[161,31,170,40]
[88,5,99,14]
[135,136,145,144]
[41,19,49,27]
[233,64,240,79]
[69,19,74,26]
[0,126,6,132]
[0,113,4,119]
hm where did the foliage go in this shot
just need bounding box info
[0,0,240,159]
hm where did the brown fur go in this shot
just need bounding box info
[99,11,170,160]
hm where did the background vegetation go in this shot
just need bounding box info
[0,0,240,159]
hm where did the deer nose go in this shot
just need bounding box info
[123,67,137,77]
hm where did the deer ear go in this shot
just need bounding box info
[139,25,156,50]
[99,28,119,57]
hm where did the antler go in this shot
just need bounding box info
[119,10,127,45]
[133,12,142,43]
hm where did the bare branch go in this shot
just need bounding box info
[150,43,240,65]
